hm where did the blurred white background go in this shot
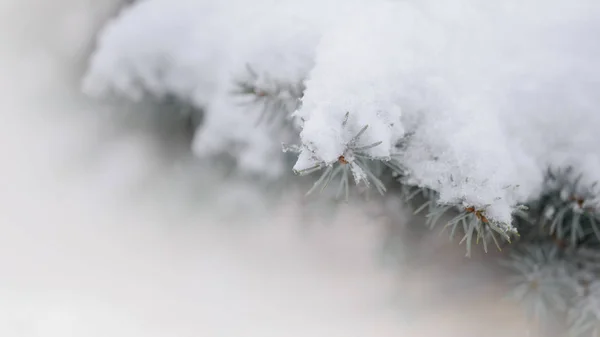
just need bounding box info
[0,1,537,336]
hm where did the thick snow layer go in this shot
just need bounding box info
[84,0,600,226]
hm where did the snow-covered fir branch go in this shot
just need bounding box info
[82,0,600,335]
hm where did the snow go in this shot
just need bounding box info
[84,0,600,226]
[293,1,411,168]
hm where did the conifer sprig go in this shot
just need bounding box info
[232,64,304,126]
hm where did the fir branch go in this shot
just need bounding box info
[288,113,394,201]
[515,167,600,250]
[398,184,514,256]
[446,206,512,257]
[232,64,304,126]
[500,244,574,321]
[569,280,600,337]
